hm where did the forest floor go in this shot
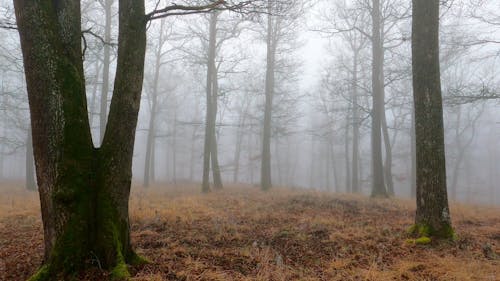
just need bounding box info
[0,183,499,281]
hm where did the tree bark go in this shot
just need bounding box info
[14,0,148,279]
[410,107,417,198]
[411,0,453,239]
[26,128,37,191]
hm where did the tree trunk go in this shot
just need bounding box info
[351,50,360,193]
[210,63,223,190]
[14,1,148,279]
[89,60,102,130]
[344,111,351,193]
[143,20,164,188]
[261,3,276,191]
[370,0,387,198]
[172,107,178,185]
[26,128,37,191]
[233,114,244,183]
[202,12,218,193]
[100,0,113,144]
[382,109,394,196]
[411,0,453,239]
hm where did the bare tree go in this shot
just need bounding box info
[411,0,453,239]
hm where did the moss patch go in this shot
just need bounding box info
[415,236,432,245]
[27,265,50,281]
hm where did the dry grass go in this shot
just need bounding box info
[0,183,499,281]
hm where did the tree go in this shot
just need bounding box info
[14,0,257,279]
[260,0,302,191]
[202,11,224,192]
[411,0,453,239]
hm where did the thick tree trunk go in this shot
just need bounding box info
[25,129,37,191]
[261,4,276,191]
[370,0,387,198]
[411,0,453,239]
[15,0,147,279]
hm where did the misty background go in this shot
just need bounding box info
[0,0,498,204]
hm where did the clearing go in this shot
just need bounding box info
[0,183,499,281]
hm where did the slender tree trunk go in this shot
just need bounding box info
[382,109,394,195]
[411,0,453,238]
[100,0,113,144]
[233,115,244,183]
[351,51,360,193]
[189,125,197,181]
[143,20,164,187]
[450,106,462,201]
[329,138,340,192]
[210,65,223,189]
[261,2,276,191]
[172,107,178,185]
[370,0,387,197]
[89,60,101,130]
[309,135,315,188]
[344,116,351,192]
[14,1,148,279]
[202,12,218,193]
[26,128,36,191]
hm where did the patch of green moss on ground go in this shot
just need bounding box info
[27,265,50,281]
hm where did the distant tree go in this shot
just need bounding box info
[411,0,453,239]
[260,0,302,191]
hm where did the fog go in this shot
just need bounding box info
[0,0,498,204]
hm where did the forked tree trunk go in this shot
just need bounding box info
[14,0,147,279]
[202,11,219,192]
[370,0,387,198]
[411,0,453,239]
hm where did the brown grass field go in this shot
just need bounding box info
[0,183,499,281]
